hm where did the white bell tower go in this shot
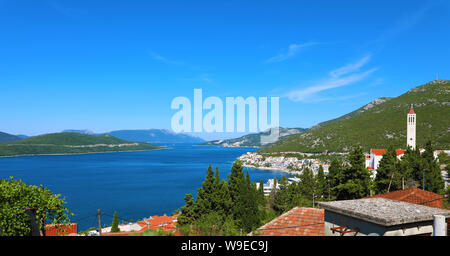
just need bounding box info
[407,105,416,150]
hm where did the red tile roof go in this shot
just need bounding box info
[408,107,415,114]
[254,207,324,236]
[370,149,405,156]
[45,223,78,236]
[138,214,179,232]
[365,187,445,209]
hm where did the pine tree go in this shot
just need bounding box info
[335,145,371,199]
[110,211,120,232]
[421,141,445,194]
[316,165,327,199]
[196,164,215,215]
[375,146,401,194]
[327,158,343,200]
[178,194,196,225]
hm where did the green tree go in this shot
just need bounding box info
[177,194,196,225]
[421,141,445,194]
[316,165,327,199]
[195,164,215,215]
[110,211,120,232]
[327,158,343,200]
[335,146,371,199]
[374,146,402,194]
[0,177,72,236]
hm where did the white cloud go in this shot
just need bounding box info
[286,56,377,102]
[329,55,371,77]
[265,42,318,63]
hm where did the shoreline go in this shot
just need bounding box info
[243,164,300,175]
[194,144,260,149]
[0,147,169,158]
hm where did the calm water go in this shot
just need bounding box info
[0,145,287,230]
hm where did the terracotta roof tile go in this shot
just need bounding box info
[365,187,445,209]
[254,207,324,236]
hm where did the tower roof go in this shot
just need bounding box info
[408,107,415,114]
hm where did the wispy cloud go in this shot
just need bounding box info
[148,51,184,65]
[286,56,377,102]
[265,42,318,63]
[329,55,371,78]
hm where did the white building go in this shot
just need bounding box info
[406,106,416,150]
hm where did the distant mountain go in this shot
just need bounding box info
[201,127,307,147]
[0,132,22,143]
[260,80,450,153]
[107,129,205,144]
[0,132,160,157]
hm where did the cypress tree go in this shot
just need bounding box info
[196,164,215,215]
[111,211,120,232]
[178,194,196,225]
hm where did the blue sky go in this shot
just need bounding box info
[1,0,449,140]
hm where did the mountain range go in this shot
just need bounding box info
[260,80,450,153]
[107,129,205,144]
[0,132,28,143]
[201,127,307,147]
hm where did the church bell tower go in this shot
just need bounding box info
[407,105,416,150]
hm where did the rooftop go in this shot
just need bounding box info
[365,187,446,209]
[318,198,450,227]
[253,207,324,236]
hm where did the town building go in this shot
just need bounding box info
[407,106,416,150]
[45,223,78,236]
[364,187,447,209]
[251,207,324,236]
[318,198,450,236]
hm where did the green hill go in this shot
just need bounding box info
[200,127,307,147]
[260,80,450,153]
[0,132,160,157]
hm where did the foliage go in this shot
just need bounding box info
[178,161,263,235]
[110,211,120,233]
[260,81,450,153]
[334,146,371,199]
[0,132,159,156]
[0,177,72,236]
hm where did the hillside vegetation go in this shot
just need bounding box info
[0,132,159,156]
[201,127,307,147]
[260,80,450,153]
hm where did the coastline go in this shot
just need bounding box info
[0,147,169,158]
[243,164,299,175]
[194,144,260,149]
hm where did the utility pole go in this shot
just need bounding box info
[423,169,426,191]
[98,209,102,236]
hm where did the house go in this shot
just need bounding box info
[45,223,78,236]
[100,214,179,236]
[318,198,450,236]
[366,149,405,171]
[364,187,446,209]
[251,207,324,236]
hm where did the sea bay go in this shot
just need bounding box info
[0,145,287,231]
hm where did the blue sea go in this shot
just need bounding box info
[0,145,287,231]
